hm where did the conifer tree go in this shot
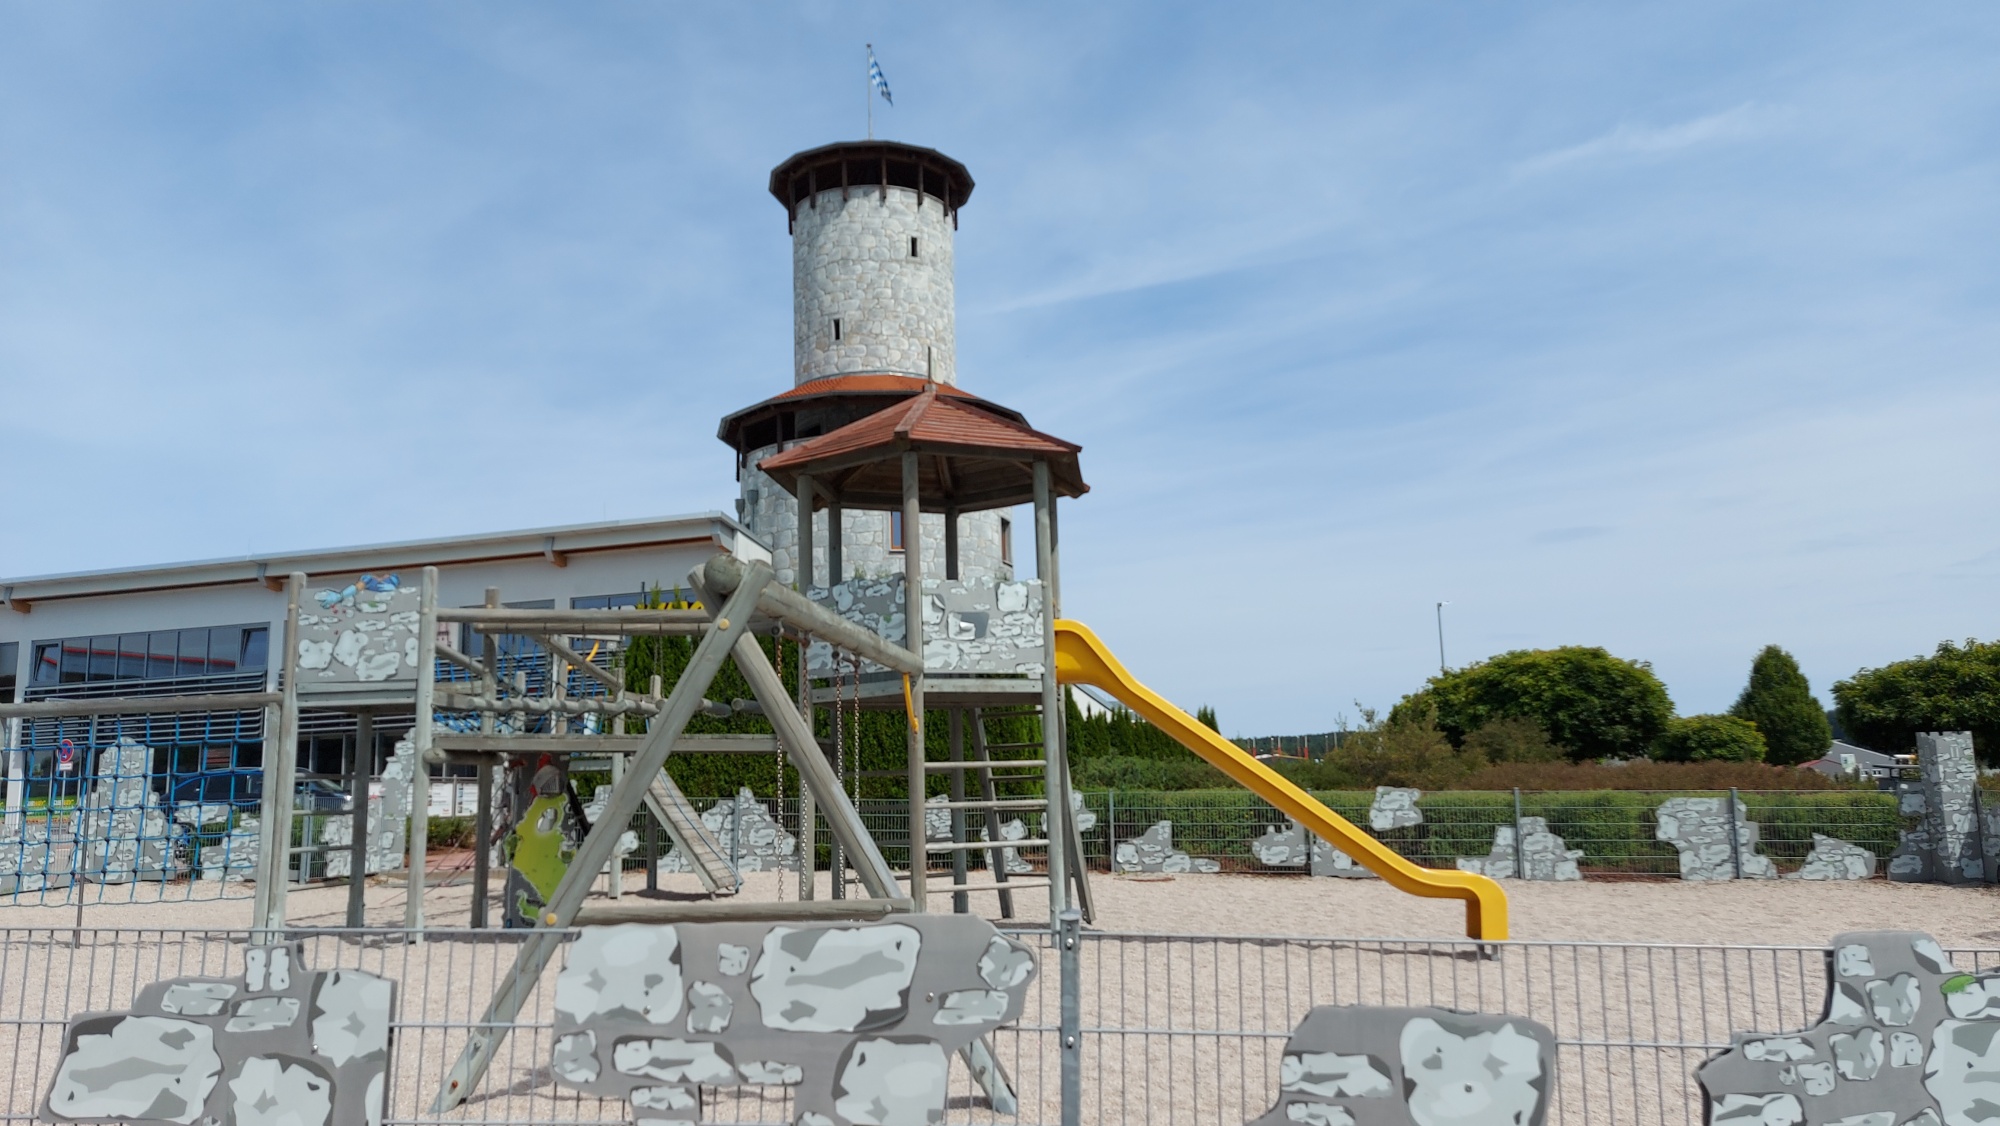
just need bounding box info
[1729,645,1832,766]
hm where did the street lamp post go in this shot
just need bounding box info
[1435,601,1450,675]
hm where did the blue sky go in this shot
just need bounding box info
[3,3,1996,736]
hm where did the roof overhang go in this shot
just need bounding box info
[0,513,756,610]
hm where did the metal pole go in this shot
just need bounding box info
[1035,461,1068,920]
[1511,787,1524,881]
[406,566,439,934]
[1726,786,1744,880]
[903,451,927,909]
[345,711,371,927]
[798,638,816,902]
[944,505,959,581]
[1059,908,1082,1126]
[1435,601,1449,675]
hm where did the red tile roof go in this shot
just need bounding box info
[756,385,1087,511]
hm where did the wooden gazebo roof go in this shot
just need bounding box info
[756,385,1087,513]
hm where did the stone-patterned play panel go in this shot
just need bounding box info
[551,915,1037,1125]
[42,943,394,1126]
[1115,821,1220,874]
[804,575,1045,676]
[1655,796,1776,881]
[1456,817,1585,882]
[1697,930,2000,1126]
[1247,1004,1557,1126]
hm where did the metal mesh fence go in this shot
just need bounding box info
[1073,789,1906,877]
[626,790,1904,880]
[1,924,1992,1125]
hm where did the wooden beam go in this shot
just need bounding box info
[574,897,912,926]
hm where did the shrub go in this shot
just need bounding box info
[1461,716,1568,763]
[1654,715,1767,763]
[1393,647,1673,761]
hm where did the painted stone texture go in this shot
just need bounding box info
[294,576,420,688]
[1698,930,2000,1126]
[791,185,958,385]
[1654,796,1777,881]
[1115,821,1221,874]
[324,739,416,880]
[1787,835,1878,882]
[43,942,393,1126]
[77,740,182,884]
[743,471,1009,594]
[1249,821,1381,879]
[0,820,75,893]
[662,789,797,875]
[1455,818,1585,882]
[1369,788,1423,832]
[1248,1005,1557,1126]
[1888,732,1983,885]
[551,916,1036,1125]
[804,576,1044,677]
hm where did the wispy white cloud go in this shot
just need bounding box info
[1512,102,1781,177]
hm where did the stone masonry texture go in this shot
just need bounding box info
[793,186,956,385]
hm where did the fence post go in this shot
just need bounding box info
[1105,791,1115,873]
[1059,908,1082,1126]
[1726,787,1744,880]
[1511,788,1525,879]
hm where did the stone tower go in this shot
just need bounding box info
[721,141,1013,588]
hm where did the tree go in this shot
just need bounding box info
[1653,714,1767,763]
[1391,646,1674,762]
[1833,639,2000,762]
[1728,645,1832,766]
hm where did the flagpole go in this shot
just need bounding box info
[866,43,874,139]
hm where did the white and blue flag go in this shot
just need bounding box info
[868,47,893,106]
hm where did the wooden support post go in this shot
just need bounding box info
[797,638,816,901]
[346,710,371,928]
[949,709,967,914]
[903,452,927,909]
[472,587,498,929]
[253,574,305,937]
[944,505,960,581]
[405,567,439,935]
[827,502,844,584]
[796,472,816,591]
[433,567,773,1112]
[1034,463,1068,921]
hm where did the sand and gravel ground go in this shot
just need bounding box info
[8,863,1999,948]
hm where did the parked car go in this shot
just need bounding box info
[167,772,353,813]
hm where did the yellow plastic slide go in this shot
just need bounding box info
[1053,620,1509,941]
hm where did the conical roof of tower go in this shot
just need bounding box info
[757,384,1086,513]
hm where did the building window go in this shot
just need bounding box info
[832,318,843,342]
[999,516,1012,567]
[29,624,270,687]
[910,236,919,257]
[890,510,905,552]
[0,642,16,704]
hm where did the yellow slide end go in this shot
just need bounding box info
[1053,620,1509,942]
